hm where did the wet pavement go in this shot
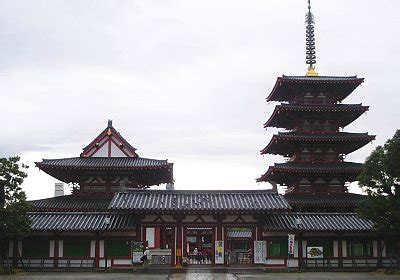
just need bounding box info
[1,272,400,279]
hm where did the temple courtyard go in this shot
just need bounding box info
[1,272,400,279]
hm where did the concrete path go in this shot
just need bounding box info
[1,272,400,279]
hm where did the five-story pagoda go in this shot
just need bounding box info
[257,0,375,212]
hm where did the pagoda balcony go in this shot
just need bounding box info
[264,103,369,129]
[261,132,375,156]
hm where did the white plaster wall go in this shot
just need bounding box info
[90,240,96,258]
[294,241,299,258]
[110,142,127,157]
[146,228,155,248]
[333,240,338,257]
[382,241,387,257]
[302,240,307,258]
[18,241,22,256]
[266,259,285,265]
[99,240,104,258]
[49,240,55,258]
[373,240,378,257]
[58,240,64,257]
[342,240,347,258]
[8,240,13,257]
[92,144,108,157]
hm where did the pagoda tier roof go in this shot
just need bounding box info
[28,212,135,231]
[29,195,112,212]
[261,132,375,156]
[257,162,362,183]
[267,75,364,102]
[284,193,366,208]
[109,189,290,213]
[35,157,173,185]
[264,213,373,232]
[264,104,369,129]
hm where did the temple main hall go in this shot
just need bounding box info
[1,0,393,272]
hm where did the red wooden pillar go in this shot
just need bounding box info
[171,226,176,267]
[176,224,182,267]
[377,240,383,268]
[54,235,59,268]
[298,234,303,269]
[338,238,343,268]
[211,227,216,266]
[154,227,161,248]
[215,224,223,266]
[95,236,100,268]
[251,226,257,265]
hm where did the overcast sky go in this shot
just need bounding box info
[1,0,399,200]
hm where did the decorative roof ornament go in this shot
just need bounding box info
[305,0,318,76]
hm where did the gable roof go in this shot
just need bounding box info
[81,120,138,158]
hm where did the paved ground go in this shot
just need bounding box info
[1,272,400,279]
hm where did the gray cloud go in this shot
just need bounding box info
[0,0,398,198]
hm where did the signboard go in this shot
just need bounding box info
[288,234,295,255]
[254,241,267,264]
[215,241,224,264]
[307,246,324,259]
[132,242,144,263]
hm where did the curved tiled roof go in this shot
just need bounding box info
[257,162,362,183]
[280,75,362,81]
[264,104,368,129]
[264,213,373,232]
[267,75,364,102]
[268,162,362,173]
[109,189,290,212]
[261,132,375,155]
[36,157,172,170]
[284,193,366,208]
[29,195,111,212]
[28,212,135,231]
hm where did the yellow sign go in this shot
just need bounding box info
[176,248,182,257]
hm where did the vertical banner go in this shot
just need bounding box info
[288,234,295,255]
[132,242,144,263]
[215,241,224,264]
[254,241,267,264]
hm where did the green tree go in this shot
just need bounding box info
[0,156,31,266]
[357,130,400,266]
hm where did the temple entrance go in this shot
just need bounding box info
[185,227,213,265]
[226,227,253,265]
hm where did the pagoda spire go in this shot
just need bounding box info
[305,0,318,76]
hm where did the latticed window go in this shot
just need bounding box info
[349,241,372,257]
[64,240,91,257]
[106,240,130,257]
[268,240,288,257]
[23,239,49,258]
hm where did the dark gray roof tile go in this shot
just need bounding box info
[264,213,373,232]
[28,212,135,231]
[109,190,290,212]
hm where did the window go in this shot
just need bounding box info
[268,240,288,257]
[385,241,396,257]
[307,240,333,257]
[23,239,49,258]
[106,240,130,257]
[64,240,90,257]
[233,240,249,250]
[349,241,372,257]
